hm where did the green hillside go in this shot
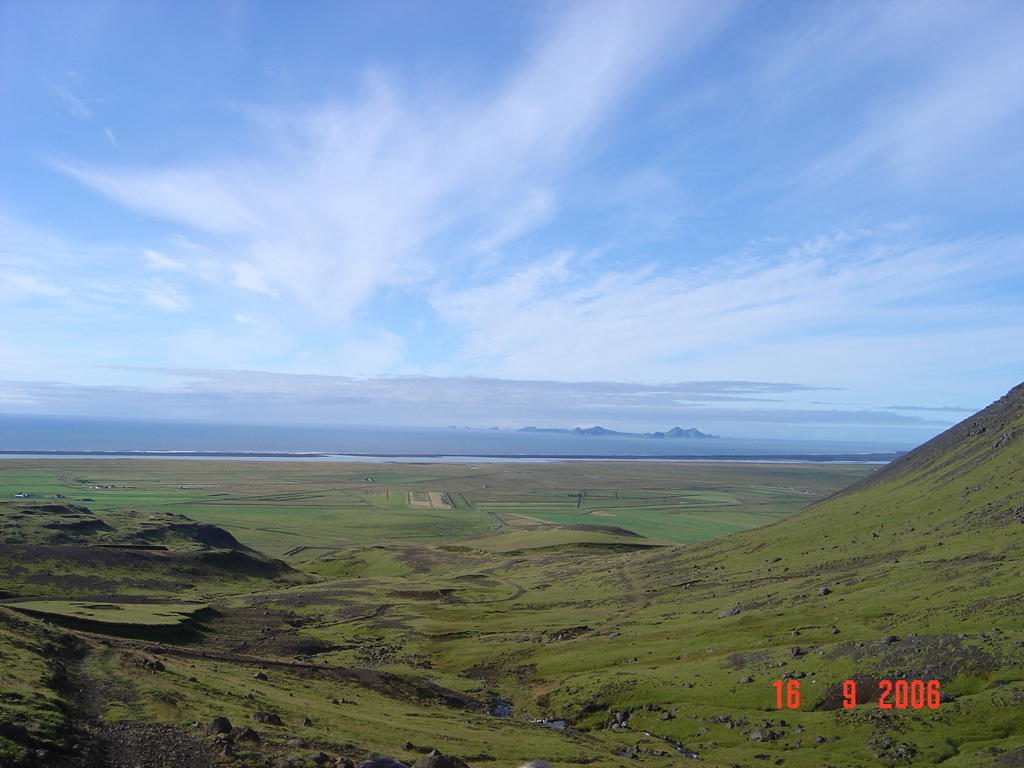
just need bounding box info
[0,385,1022,767]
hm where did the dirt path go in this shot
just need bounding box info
[62,642,218,768]
[594,565,648,632]
[65,632,482,711]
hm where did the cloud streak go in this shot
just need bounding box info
[432,231,1024,384]
[0,370,950,442]
[55,1,735,319]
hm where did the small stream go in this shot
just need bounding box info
[490,697,695,759]
[489,697,513,718]
[642,731,699,759]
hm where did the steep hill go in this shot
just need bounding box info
[516,381,1024,766]
[0,503,307,598]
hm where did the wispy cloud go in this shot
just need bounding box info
[0,369,943,439]
[53,86,93,120]
[0,270,67,297]
[432,231,1024,383]
[142,249,186,272]
[53,0,735,318]
[141,282,190,312]
[770,2,1024,184]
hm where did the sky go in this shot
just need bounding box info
[1,0,1022,445]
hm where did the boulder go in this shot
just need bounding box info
[412,751,470,768]
[251,711,284,726]
[207,717,232,735]
[231,726,261,743]
[356,758,408,768]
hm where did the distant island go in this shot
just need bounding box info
[517,425,718,439]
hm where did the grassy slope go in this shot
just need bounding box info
[493,383,1024,766]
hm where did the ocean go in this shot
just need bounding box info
[0,415,908,463]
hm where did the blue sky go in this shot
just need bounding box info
[1,0,1022,444]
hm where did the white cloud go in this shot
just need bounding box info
[0,270,67,297]
[0,369,959,442]
[142,249,186,272]
[53,86,93,120]
[330,329,407,376]
[432,231,1024,388]
[55,0,735,319]
[142,282,190,312]
[772,2,1024,184]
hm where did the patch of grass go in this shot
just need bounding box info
[7,600,206,626]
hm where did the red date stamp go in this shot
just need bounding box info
[773,679,942,709]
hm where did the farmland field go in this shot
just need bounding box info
[0,459,874,556]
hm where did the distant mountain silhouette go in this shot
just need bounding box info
[517,425,717,439]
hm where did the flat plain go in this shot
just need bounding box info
[0,458,872,555]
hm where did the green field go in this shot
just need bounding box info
[8,600,206,626]
[0,459,873,556]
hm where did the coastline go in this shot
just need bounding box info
[0,449,902,464]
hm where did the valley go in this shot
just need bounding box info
[0,385,1022,767]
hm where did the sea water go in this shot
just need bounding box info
[0,415,907,463]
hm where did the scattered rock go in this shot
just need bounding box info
[882,635,899,644]
[0,723,32,746]
[412,751,471,768]
[206,717,232,735]
[251,711,284,726]
[231,726,261,743]
[789,647,805,657]
[740,676,754,684]
[356,758,408,768]
[253,671,268,681]
[301,716,313,727]
[717,608,740,618]
[819,587,832,596]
